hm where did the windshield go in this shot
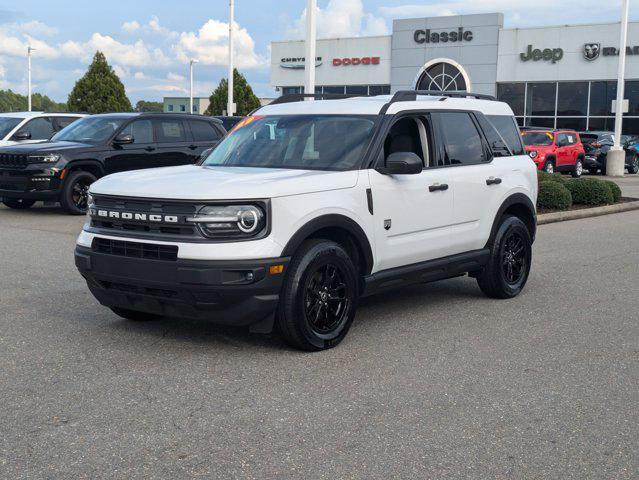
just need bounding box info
[52,116,128,143]
[0,117,22,139]
[202,115,377,171]
[522,132,553,146]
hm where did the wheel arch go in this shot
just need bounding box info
[281,214,374,276]
[485,193,537,247]
[64,160,105,179]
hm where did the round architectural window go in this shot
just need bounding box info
[416,62,468,92]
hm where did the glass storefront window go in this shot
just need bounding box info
[369,85,391,96]
[587,117,615,132]
[557,82,588,116]
[556,118,587,131]
[323,86,346,94]
[625,81,639,116]
[526,83,556,116]
[622,117,639,135]
[497,83,525,116]
[589,81,617,116]
[345,85,368,95]
[524,117,555,128]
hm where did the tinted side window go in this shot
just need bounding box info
[486,115,524,155]
[122,120,153,144]
[437,112,485,165]
[154,120,187,143]
[54,117,80,131]
[22,117,55,140]
[556,133,568,146]
[190,120,221,142]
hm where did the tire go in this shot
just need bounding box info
[477,215,532,299]
[110,307,163,322]
[276,239,359,351]
[59,170,96,215]
[588,167,599,175]
[628,155,639,175]
[2,199,36,209]
[572,158,583,178]
[543,160,555,173]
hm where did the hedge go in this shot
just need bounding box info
[537,181,572,210]
[537,170,568,185]
[565,178,614,205]
[603,180,622,203]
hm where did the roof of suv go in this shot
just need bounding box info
[87,112,223,123]
[258,94,515,117]
[0,111,85,119]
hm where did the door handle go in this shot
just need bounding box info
[428,183,449,192]
[486,177,502,185]
[145,146,156,152]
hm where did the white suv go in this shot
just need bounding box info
[75,92,537,351]
[0,112,85,146]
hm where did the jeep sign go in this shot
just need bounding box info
[520,45,563,64]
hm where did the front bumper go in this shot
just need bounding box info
[75,245,289,325]
[0,167,62,200]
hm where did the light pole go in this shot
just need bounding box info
[27,46,35,112]
[607,0,630,177]
[304,0,317,98]
[227,0,235,117]
[189,59,199,114]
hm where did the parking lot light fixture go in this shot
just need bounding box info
[189,59,199,114]
[227,0,235,116]
[304,0,317,99]
[27,46,35,112]
[607,0,630,177]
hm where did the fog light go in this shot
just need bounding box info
[269,264,284,275]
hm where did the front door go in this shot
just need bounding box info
[104,119,155,174]
[368,114,454,272]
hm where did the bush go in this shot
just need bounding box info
[565,178,614,205]
[603,180,622,203]
[537,170,568,185]
[537,181,572,210]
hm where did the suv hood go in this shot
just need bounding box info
[0,140,94,154]
[90,165,360,200]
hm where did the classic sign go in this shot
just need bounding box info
[413,28,473,44]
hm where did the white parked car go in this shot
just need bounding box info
[0,112,85,146]
[75,91,538,351]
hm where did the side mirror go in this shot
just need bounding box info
[378,152,422,175]
[113,133,134,145]
[198,147,214,163]
[11,131,31,141]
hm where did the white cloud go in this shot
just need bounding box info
[113,64,129,78]
[287,0,389,39]
[166,72,185,81]
[17,21,58,36]
[147,15,178,39]
[121,20,140,34]
[174,19,266,69]
[0,23,59,59]
[133,71,146,80]
[60,33,169,67]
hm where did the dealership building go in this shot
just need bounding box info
[270,13,639,133]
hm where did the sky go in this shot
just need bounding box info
[0,0,636,104]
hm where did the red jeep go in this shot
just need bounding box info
[521,129,585,177]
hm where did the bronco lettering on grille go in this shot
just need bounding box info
[89,209,179,223]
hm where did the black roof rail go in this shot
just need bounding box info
[269,92,359,105]
[380,90,497,114]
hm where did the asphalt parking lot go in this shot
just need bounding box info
[1,201,638,479]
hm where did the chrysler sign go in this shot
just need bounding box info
[280,57,322,69]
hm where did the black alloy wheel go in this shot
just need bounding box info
[276,239,358,351]
[60,170,97,215]
[501,231,528,286]
[477,215,532,299]
[304,263,349,335]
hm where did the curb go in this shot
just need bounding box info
[538,199,639,225]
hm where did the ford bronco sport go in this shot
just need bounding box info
[75,91,538,351]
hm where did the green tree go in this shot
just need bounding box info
[67,51,132,113]
[204,68,260,116]
[135,100,163,112]
[0,89,66,112]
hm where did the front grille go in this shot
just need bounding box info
[92,238,178,261]
[90,195,199,239]
[0,153,29,169]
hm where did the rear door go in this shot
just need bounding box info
[186,119,224,162]
[103,119,155,174]
[152,118,194,167]
[433,111,501,254]
[13,116,56,143]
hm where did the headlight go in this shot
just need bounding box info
[187,205,266,239]
[29,153,60,163]
[528,151,538,159]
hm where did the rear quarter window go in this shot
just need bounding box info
[189,120,222,142]
[486,115,524,155]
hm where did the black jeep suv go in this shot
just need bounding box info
[0,113,226,214]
